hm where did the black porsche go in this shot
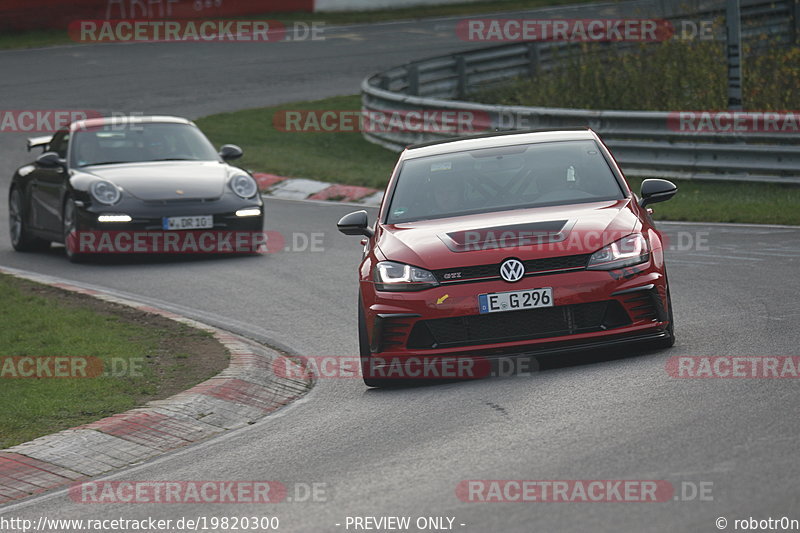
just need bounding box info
[9,115,264,261]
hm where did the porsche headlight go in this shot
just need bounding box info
[230,174,258,199]
[374,261,439,292]
[587,233,649,270]
[90,181,121,205]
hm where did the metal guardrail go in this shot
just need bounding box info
[361,0,800,184]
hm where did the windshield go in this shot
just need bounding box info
[386,140,625,224]
[69,122,220,167]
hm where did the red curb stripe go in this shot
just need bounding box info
[80,411,196,450]
[0,453,83,481]
[192,378,285,412]
[0,456,61,494]
[309,183,379,202]
[253,173,288,189]
[86,410,211,442]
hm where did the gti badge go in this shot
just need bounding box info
[500,259,525,282]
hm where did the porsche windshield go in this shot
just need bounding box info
[69,123,220,167]
[386,140,625,224]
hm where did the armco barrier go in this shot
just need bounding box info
[361,0,800,184]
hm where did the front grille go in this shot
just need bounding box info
[407,300,630,349]
[523,254,591,273]
[434,253,590,283]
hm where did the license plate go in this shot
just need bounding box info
[478,288,553,314]
[162,215,213,230]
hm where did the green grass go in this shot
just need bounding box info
[470,38,800,111]
[196,95,398,190]
[198,94,800,225]
[0,29,74,50]
[0,0,594,50]
[0,274,223,448]
[626,177,800,225]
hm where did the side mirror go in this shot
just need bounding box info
[338,210,374,237]
[36,151,66,169]
[639,179,677,207]
[219,144,243,161]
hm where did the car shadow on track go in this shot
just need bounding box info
[39,245,269,266]
[363,342,670,394]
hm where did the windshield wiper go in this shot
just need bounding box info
[148,158,198,162]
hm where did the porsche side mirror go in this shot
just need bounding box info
[338,210,374,238]
[219,144,243,161]
[640,179,677,207]
[36,151,66,170]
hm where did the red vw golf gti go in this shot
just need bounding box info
[338,129,677,387]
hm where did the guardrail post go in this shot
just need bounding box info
[378,75,390,90]
[407,64,420,96]
[456,55,467,99]
[527,42,540,77]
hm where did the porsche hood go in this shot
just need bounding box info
[75,161,233,201]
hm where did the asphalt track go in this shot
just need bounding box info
[1,3,799,531]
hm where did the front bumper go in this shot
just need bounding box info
[361,260,670,360]
[69,200,265,253]
[77,198,264,232]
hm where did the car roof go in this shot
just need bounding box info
[69,115,194,133]
[402,129,599,159]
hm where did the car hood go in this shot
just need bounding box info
[377,199,641,269]
[76,161,230,201]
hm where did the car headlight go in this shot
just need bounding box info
[90,181,121,205]
[587,233,649,270]
[230,174,258,199]
[374,261,440,291]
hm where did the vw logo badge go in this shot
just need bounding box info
[500,259,525,282]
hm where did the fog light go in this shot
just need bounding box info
[235,208,261,217]
[97,214,132,223]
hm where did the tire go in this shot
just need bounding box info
[8,187,50,252]
[62,196,89,263]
